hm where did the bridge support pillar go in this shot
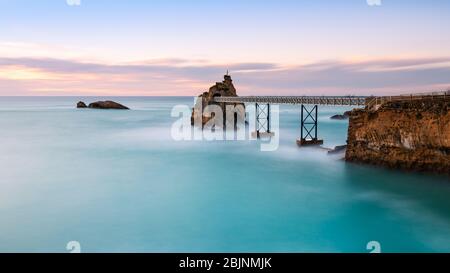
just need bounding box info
[252,103,275,139]
[297,105,324,146]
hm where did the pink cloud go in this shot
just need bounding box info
[0,57,449,96]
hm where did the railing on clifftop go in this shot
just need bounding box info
[365,91,450,111]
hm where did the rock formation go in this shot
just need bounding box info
[330,111,352,120]
[77,101,129,110]
[88,101,129,110]
[346,98,450,174]
[191,74,245,128]
[77,101,87,108]
[328,145,347,155]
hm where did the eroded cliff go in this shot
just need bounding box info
[346,98,450,174]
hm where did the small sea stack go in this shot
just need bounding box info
[76,101,129,110]
[191,73,245,129]
[88,101,129,110]
[77,101,87,108]
[330,111,352,120]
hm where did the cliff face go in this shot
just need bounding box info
[346,99,450,174]
[191,74,245,128]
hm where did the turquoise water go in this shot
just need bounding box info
[0,97,449,253]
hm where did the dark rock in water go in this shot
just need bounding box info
[328,145,347,155]
[330,111,352,120]
[77,101,87,108]
[330,114,347,120]
[88,101,129,110]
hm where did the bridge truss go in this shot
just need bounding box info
[214,96,367,106]
[215,96,364,144]
[212,92,449,146]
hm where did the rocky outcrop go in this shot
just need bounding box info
[77,101,87,108]
[331,111,352,120]
[77,100,129,110]
[79,101,130,110]
[88,101,129,110]
[346,98,450,174]
[191,74,245,128]
[328,145,347,155]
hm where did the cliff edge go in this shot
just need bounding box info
[346,98,450,174]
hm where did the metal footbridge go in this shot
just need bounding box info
[214,95,367,145]
[214,96,367,106]
[213,92,449,146]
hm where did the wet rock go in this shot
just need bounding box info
[77,101,87,108]
[330,114,347,120]
[328,145,347,155]
[88,101,129,110]
[330,111,352,120]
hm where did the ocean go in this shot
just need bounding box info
[0,96,449,253]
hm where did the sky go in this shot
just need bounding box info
[0,0,450,96]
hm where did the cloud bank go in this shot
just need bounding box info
[0,57,449,96]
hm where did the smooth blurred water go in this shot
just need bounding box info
[0,97,449,253]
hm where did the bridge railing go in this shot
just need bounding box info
[213,91,449,109]
[366,91,450,110]
[214,96,367,106]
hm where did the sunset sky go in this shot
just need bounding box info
[1,0,450,96]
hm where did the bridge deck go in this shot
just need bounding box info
[214,96,367,106]
[214,92,450,108]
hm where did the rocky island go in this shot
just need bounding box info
[191,74,245,128]
[77,101,129,110]
[77,101,87,108]
[346,98,450,174]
